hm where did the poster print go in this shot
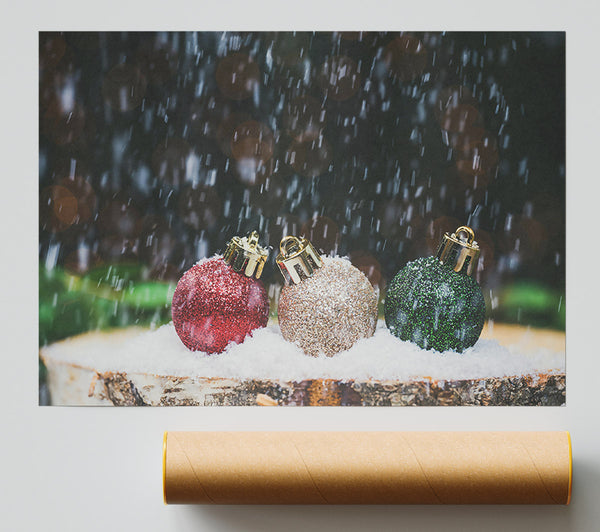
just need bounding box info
[39,32,565,406]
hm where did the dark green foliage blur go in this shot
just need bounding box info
[39,263,173,347]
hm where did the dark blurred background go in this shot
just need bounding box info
[39,31,565,350]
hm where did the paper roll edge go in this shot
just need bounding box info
[567,431,572,505]
[163,431,168,505]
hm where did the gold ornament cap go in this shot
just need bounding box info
[223,230,268,279]
[436,225,480,276]
[276,236,324,285]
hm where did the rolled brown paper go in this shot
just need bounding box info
[163,431,572,505]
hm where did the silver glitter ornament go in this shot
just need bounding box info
[277,236,378,357]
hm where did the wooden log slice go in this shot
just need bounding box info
[40,324,565,406]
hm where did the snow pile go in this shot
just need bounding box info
[43,322,565,382]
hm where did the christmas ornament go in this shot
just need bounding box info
[171,231,269,354]
[384,226,486,353]
[276,236,378,357]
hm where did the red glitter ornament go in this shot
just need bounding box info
[171,232,270,354]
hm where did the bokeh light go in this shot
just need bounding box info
[231,121,275,164]
[286,137,332,178]
[383,35,428,82]
[151,137,191,187]
[178,186,222,231]
[283,96,326,142]
[349,250,383,289]
[318,55,361,101]
[38,32,566,338]
[102,64,147,112]
[136,41,178,85]
[301,216,340,255]
[215,52,260,100]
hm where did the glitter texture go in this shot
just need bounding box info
[278,256,378,357]
[172,256,269,354]
[384,256,486,353]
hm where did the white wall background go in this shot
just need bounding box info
[2,1,599,530]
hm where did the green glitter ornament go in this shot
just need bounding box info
[384,226,486,353]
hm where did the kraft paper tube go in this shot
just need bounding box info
[163,431,572,505]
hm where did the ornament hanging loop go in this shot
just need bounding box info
[276,236,323,285]
[436,225,480,277]
[248,231,260,249]
[279,236,303,258]
[455,226,475,245]
[223,230,269,279]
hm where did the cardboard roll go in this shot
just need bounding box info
[163,431,572,504]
